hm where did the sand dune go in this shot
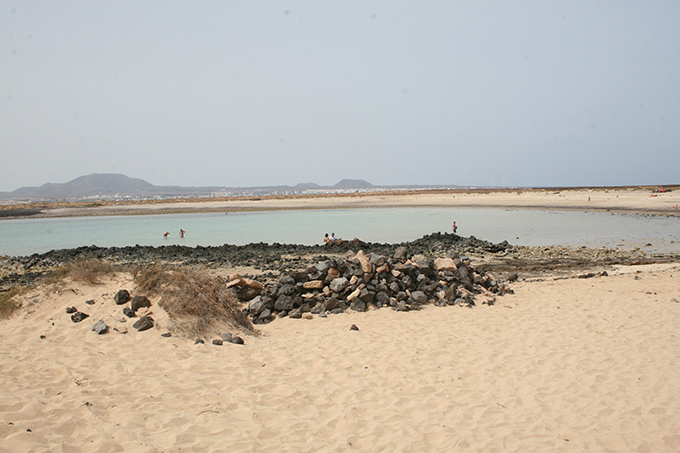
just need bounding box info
[2,262,679,451]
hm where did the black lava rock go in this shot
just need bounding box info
[71,312,89,323]
[132,316,154,331]
[130,295,151,312]
[114,290,131,305]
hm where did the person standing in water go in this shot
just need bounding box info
[179,229,185,238]
[452,221,457,234]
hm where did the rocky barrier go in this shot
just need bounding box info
[1,232,672,296]
[231,246,512,324]
[1,233,508,280]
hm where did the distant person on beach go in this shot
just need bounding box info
[179,229,185,238]
[323,233,330,244]
[330,233,336,242]
[452,222,457,234]
[163,231,170,238]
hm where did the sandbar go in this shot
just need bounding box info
[6,186,680,218]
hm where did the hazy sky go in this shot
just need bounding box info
[2,1,679,191]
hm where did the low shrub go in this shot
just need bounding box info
[133,264,253,338]
[0,287,24,319]
[44,259,117,285]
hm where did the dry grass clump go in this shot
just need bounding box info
[0,287,24,319]
[45,259,117,285]
[1,259,117,318]
[133,264,254,338]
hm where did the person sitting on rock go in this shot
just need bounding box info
[323,233,330,244]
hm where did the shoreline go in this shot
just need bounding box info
[1,210,679,450]
[2,186,680,219]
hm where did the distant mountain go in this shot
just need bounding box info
[2,173,226,201]
[0,174,385,201]
[333,179,373,189]
[7,174,162,199]
[293,182,322,191]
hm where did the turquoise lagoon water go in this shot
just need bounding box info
[1,207,679,257]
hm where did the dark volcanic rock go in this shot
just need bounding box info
[274,295,295,311]
[130,295,151,312]
[71,312,89,323]
[349,299,366,312]
[114,290,131,305]
[132,316,154,331]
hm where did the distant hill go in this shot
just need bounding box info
[333,179,373,189]
[0,174,386,201]
[17,173,157,198]
[293,182,322,191]
[1,173,225,201]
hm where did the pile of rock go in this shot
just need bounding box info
[240,247,512,324]
[114,289,155,332]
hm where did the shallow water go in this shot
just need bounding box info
[1,207,678,256]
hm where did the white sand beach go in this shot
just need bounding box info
[2,261,679,451]
[31,186,680,218]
